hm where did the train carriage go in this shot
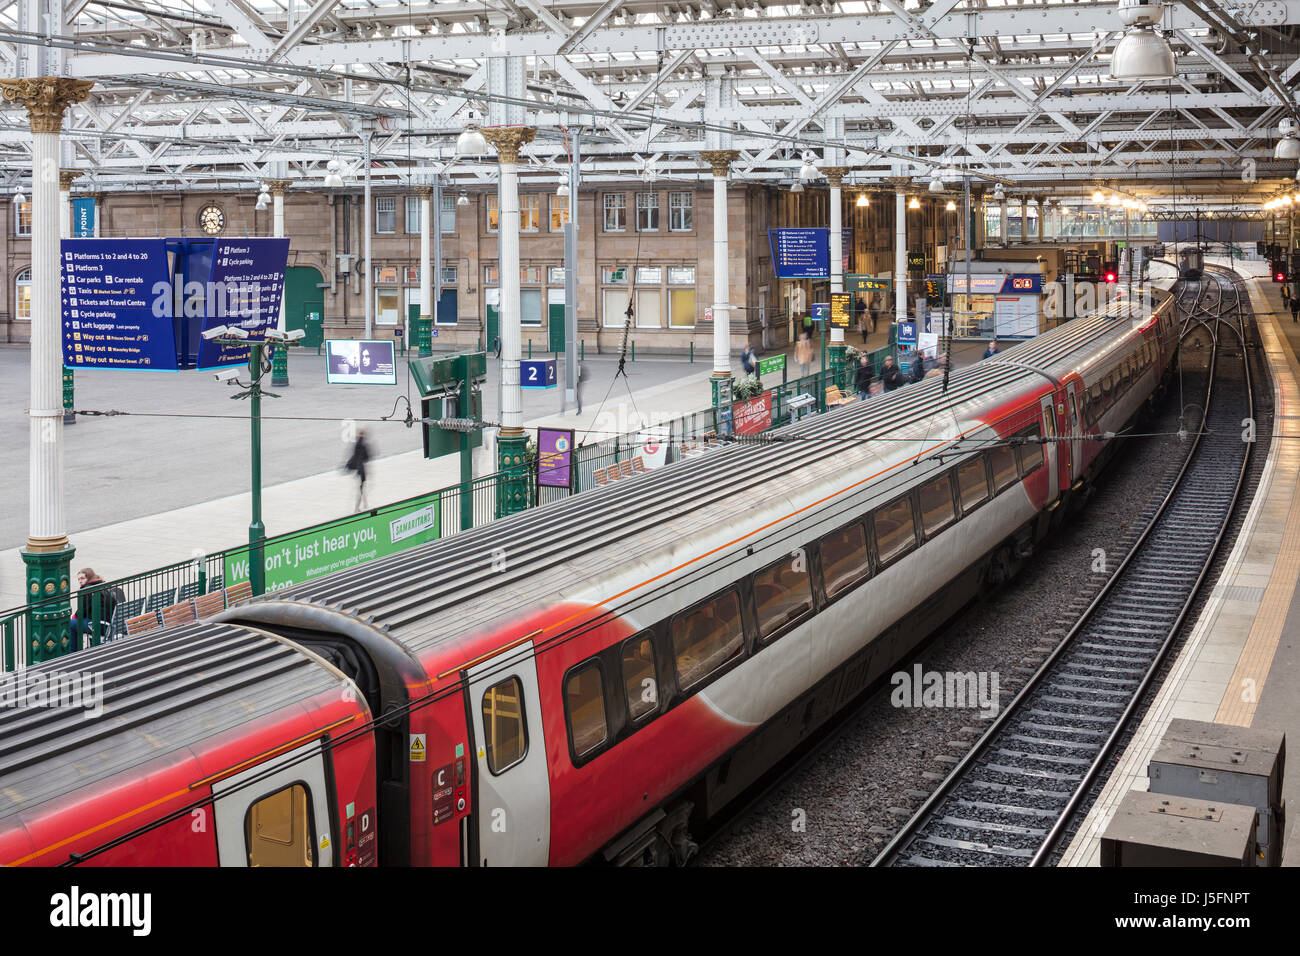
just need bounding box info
[0,291,1178,867]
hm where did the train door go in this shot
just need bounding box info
[1069,384,1083,482]
[212,741,336,867]
[1039,395,1060,503]
[466,642,550,866]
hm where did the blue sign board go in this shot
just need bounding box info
[61,239,178,370]
[60,236,289,371]
[521,358,557,389]
[896,320,918,344]
[768,228,829,279]
[72,197,95,237]
[196,238,290,369]
[811,302,829,322]
[1003,274,1043,294]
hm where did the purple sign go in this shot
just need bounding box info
[197,237,290,369]
[537,428,574,489]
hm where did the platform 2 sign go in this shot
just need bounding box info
[223,491,442,593]
[61,239,177,370]
[521,358,557,389]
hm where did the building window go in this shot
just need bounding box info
[482,677,528,775]
[521,265,543,284]
[14,200,31,237]
[603,193,626,232]
[375,196,396,234]
[669,289,696,328]
[374,266,399,284]
[375,288,400,326]
[15,267,31,320]
[548,266,566,285]
[405,195,421,234]
[564,663,608,759]
[441,262,458,285]
[244,783,315,867]
[404,266,420,284]
[636,192,659,232]
[601,265,628,285]
[635,266,661,284]
[520,194,541,232]
[486,195,499,233]
[485,265,499,286]
[668,266,695,285]
[550,195,569,232]
[602,289,630,328]
[669,192,692,232]
[440,195,456,234]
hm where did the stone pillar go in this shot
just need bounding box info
[1,77,94,663]
[1000,194,1009,247]
[483,125,536,516]
[59,170,80,428]
[700,149,740,381]
[892,180,909,321]
[416,185,434,357]
[268,180,291,386]
[824,166,851,384]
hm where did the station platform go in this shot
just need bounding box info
[1061,256,1300,867]
[0,321,979,613]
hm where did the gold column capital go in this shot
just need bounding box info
[0,78,94,133]
[699,149,742,177]
[886,176,913,189]
[822,166,854,188]
[266,179,291,197]
[413,185,434,199]
[58,169,82,191]
[481,126,537,165]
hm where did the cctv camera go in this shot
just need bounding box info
[202,325,229,340]
[285,329,306,342]
[213,367,241,384]
[224,326,249,340]
[264,328,286,342]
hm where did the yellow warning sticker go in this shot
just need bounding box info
[409,733,427,762]
[320,835,330,850]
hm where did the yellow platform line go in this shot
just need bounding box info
[1216,283,1300,726]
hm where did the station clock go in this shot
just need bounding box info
[199,204,225,235]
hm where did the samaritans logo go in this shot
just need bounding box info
[390,506,436,544]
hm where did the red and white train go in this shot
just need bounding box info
[0,292,1177,866]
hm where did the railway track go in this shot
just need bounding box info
[871,268,1254,867]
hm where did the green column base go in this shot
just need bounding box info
[21,545,76,663]
[828,343,848,391]
[416,316,433,357]
[496,430,530,518]
[271,344,289,388]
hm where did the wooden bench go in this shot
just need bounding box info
[193,591,227,618]
[592,456,648,486]
[825,385,854,407]
[125,612,162,636]
[224,580,254,607]
[160,601,197,628]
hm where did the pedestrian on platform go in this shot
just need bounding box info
[795,333,813,378]
[801,313,814,338]
[856,297,869,342]
[869,297,880,334]
[741,344,757,376]
[854,355,873,401]
[880,355,905,391]
[345,428,373,512]
[1291,295,1300,324]
[983,340,1000,359]
[69,569,117,646]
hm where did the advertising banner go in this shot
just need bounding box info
[60,238,177,370]
[639,426,669,469]
[224,492,441,592]
[537,428,574,489]
[735,391,773,435]
[72,197,95,237]
[326,339,398,385]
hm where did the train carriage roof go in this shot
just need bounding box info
[0,623,347,825]
[230,297,1164,665]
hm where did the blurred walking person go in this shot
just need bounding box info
[345,428,373,512]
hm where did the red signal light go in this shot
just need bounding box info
[1104,271,1117,283]
[1277,272,1287,283]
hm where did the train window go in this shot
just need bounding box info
[918,474,957,537]
[956,456,991,513]
[622,636,658,721]
[482,677,528,775]
[754,552,814,640]
[990,443,1019,492]
[820,522,870,597]
[245,783,315,867]
[672,589,744,692]
[873,497,917,566]
[564,663,608,758]
[1018,427,1045,474]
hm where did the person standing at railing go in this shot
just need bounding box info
[880,355,905,392]
[854,355,874,401]
[69,569,118,647]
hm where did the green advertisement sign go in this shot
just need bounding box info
[758,354,786,377]
[224,492,441,592]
